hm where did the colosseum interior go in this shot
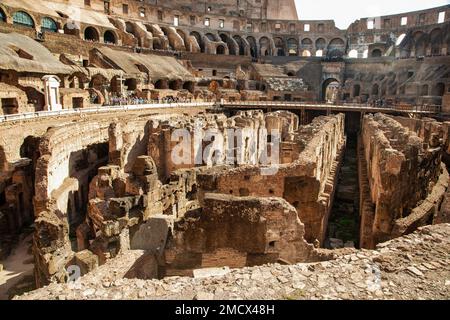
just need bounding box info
[0,0,449,301]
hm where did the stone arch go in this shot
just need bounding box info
[233,35,246,55]
[219,33,236,55]
[104,30,117,44]
[431,83,445,96]
[89,73,108,91]
[322,78,340,102]
[315,38,326,50]
[301,38,313,47]
[371,49,382,57]
[429,28,443,55]
[301,50,311,57]
[216,44,226,55]
[169,80,182,90]
[63,23,79,36]
[287,38,298,56]
[176,29,190,51]
[183,81,195,93]
[371,83,379,96]
[154,79,168,90]
[274,37,286,56]
[84,26,100,42]
[68,73,88,89]
[413,31,428,57]
[247,36,258,59]
[259,37,272,56]
[327,38,346,58]
[190,31,204,52]
[205,33,217,42]
[124,78,137,91]
[41,17,58,32]
[0,7,7,23]
[125,21,144,47]
[12,11,35,28]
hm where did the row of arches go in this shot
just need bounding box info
[399,27,450,58]
[350,82,446,98]
[83,26,117,44]
[0,8,58,33]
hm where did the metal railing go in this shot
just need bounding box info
[222,101,442,113]
[0,101,442,123]
[0,102,215,123]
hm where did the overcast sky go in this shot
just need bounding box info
[295,0,450,29]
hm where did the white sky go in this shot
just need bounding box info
[295,0,450,29]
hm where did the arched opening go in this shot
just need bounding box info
[69,74,86,89]
[205,33,216,42]
[274,37,285,56]
[287,38,298,56]
[183,81,195,93]
[216,45,226,55]
[247,36,258,59]
[125,22,134,34]
[322,78,340,102]
[13,11,34,28]
[63,23,79,36]
[110,76,121,95]
[421,84,429,96]
[124,78,137,91]
[84,26,99,42]
[316,49,323,57]
[353,84,361,97]
[301,50,311,57]
[327,38,345,59]
[259,37,271,56]
[413,31,427,57]
[177,29,190,51]
[315,38,326,51]
[104,30,116,44]
[432,83,445,96]
[301,38,313,56]
[348,49,358,58]
[169,80,182,90]
[372,83,379,96]
[190,31,204,52]
[89,74,107,91]
[430,28,443,56]
[219,34,235,55]
[0,8,6,22]
[41,17,58,32]
[233,35,246,55]
[371,49,382,57]
[154,80,168,89]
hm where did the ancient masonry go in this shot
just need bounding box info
[0,0,449,300]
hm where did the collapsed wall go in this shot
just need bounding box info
[359,113,448,248]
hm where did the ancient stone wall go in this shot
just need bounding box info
[165,194,319,276]
[360,113,447,247]
[197,114,346,244]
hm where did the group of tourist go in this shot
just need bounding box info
[108,95,194,106]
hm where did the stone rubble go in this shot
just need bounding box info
[16,224,450,300]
